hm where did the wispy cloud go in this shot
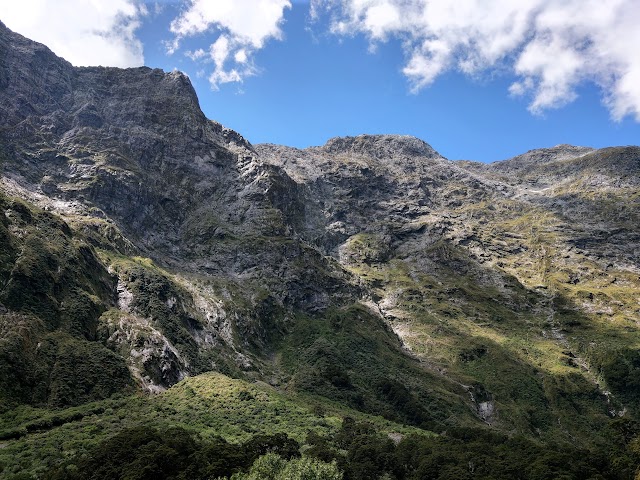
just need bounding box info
[168,0,291,89]
[0,0,145,67]
[316,0,640,121]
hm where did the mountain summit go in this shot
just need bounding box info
[322,134,443,160]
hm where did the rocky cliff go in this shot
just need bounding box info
[1,20,640,470]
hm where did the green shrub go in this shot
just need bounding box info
[232,453,342,480]
[601,349,640,405]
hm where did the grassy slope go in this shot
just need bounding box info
[0,371,428,479]
[338,192,640,445]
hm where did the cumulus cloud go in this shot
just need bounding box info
[168,0,291,89]
[0,0,145,67]
[318,0,640,121]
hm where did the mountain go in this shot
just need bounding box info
[1,21,639,479]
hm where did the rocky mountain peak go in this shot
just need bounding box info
[490,144,594,169]
[209,119,256,155]
[0,19,206,138]
[322,134,443,160]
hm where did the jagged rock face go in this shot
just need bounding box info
[323,134,441,160]
[256,136,496,254]
[0,21,353,396]
[257,138,640,273]
[469,145,640,269]
[0,21,347,306]
[1,22,241,252]
[2,20,640,444]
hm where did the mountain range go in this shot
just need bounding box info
[1,20,639,479]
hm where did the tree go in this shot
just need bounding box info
[232,453,343,480]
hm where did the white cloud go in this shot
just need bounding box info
[210,35,231,67]
[186,48,207,61]
[0,0,145,67]
[169,0,291,89]
[235,49,248,64]
[319,0,640,121]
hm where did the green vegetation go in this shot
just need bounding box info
[277,304,474,432]
[600,349,640,406]
[0,372,424,479]
[44,427,301,480]
[310,417,640,480]
[339,223,634,444]
[340,233,390,264]
[3,373,637,479]
[110,258,208,370]
[232,453,342,480]
[0,193,132,409]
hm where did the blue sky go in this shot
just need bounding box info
[2,0,640,162]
